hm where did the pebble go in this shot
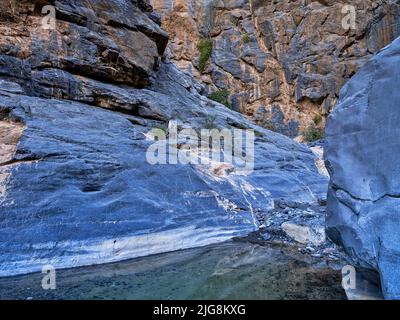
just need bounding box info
[303,210,316,217]
[323,248,337,255]
[262,232,272,241]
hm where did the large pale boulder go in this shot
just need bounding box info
[325,37,400,299]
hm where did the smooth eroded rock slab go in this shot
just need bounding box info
[0,93,257,276]
[325,36,400,299]
[0,63,327,276]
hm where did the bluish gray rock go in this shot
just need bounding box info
[325,37,400,299]
[0,61,327,276]
[0,0,328,277]
[0,88,254,276]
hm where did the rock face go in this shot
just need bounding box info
[325,37,400,299]
[0,102,24,199]
[152,0,400,137]
[0,0,327,276]
[0,0,168,91]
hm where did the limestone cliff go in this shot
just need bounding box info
[152,0,400,138]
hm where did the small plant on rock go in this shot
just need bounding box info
[208,89,231,109]
[242,33,251,44]
[303,123,324,142]
[261,119,275,132]
[231,16,240,27]
[197,38,213,73]
[313,114,323,126]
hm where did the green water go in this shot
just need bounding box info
[0,241,346,300]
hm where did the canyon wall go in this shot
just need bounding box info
[325,37,400,300]
[152,0,400,138]
[0,0,327,276]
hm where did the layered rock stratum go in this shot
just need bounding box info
[0,0,327,276]
[153,0,400,137]
[325,37,400,299]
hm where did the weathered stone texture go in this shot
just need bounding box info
[0,0,328,276]
[325,37,400,299]
[152,0,400,138]
[0,0,168,90]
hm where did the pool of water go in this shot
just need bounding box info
[0,241,347,300]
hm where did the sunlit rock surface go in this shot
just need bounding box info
[0,0,327,276]
[0,61,327,276]
[152,0,400,137]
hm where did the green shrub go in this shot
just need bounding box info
[198,38,213,73]
[231,16,240,26]
[242,33,251,44]
[303,123,324,142]
[313,114,323,125]
[208,89,231,108]
[262,119,275,131]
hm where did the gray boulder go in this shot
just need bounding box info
[325,37,400,299]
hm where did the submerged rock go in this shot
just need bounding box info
[325,37,400,299]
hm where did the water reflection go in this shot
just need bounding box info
[0,241,346,300]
